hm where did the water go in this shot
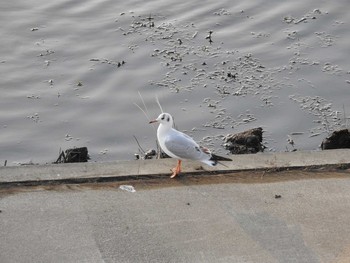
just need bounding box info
[1,0,349,165]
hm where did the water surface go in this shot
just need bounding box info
[1,0,349,165]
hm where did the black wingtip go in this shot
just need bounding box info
[210,153,232,162]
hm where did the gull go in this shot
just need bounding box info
[149,112,232,178]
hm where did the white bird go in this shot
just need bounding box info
[149,112,232,178]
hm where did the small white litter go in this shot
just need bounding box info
[119,185,136,193]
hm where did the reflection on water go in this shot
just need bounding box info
[0,0,349,165]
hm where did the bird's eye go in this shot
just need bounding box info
[161,114,165,120]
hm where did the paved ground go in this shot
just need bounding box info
[1,169,350,263]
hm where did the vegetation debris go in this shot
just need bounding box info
[224,127,264,154]
[54,147,90,163]
[321,129,350,150]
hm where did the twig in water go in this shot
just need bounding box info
[156,95,164,113]
[133,135,146,154]
[134,102,150,122]
[134,91,152,122]
[343,104,348,128]
[138,91,151,120]
[55,150,66,164]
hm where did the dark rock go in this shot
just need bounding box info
[144,149,157,159]
[158,150,170,159]
[224,127,264,154]
[321,129,350,150]
[135,148,170,160]
[55,147,89,163]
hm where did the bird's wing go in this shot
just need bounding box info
[164,130,207,160]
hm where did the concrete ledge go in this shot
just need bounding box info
[0,149,349,186]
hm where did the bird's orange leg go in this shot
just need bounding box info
[170,160,182,178]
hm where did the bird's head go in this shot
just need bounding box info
[149,112,174,127]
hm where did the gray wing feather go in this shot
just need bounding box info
[164,132,203,160]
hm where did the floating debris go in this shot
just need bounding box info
[322,62,343,75]
[309,133,321,138]
[213,9,231,16]
[65,134,73,141]
[283,8,323,25]
[289,94,343,134]
[90,58,126,68]
[39,49,55,57]
[26,94,40,99]
[287,135,295,147]
[294,17,308,24]
[283,16,295,24]
[99,149,108,155]
[27,113,40,123]
[205,30,213,44]
[290,132,304,135]
[315,32,336,47]
[19,160,38,166]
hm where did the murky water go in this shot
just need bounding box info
[1,0,349,165]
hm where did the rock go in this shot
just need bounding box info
[144,149,156,159]
[224,127,264,154]
[55,147,89,163]
[321,129,350,150]
[135,148,170,160]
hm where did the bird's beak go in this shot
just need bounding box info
[149,119,158,124]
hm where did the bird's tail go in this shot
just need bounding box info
[200,145,232,166]
[211,153,232,162]
[205,154,232,166]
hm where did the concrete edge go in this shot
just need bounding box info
[0,149,349,187]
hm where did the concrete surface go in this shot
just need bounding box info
[0,150,350,262]
[0,169,350,263]
[0,149,350,186]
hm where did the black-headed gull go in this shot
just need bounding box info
[149,112,232,178]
